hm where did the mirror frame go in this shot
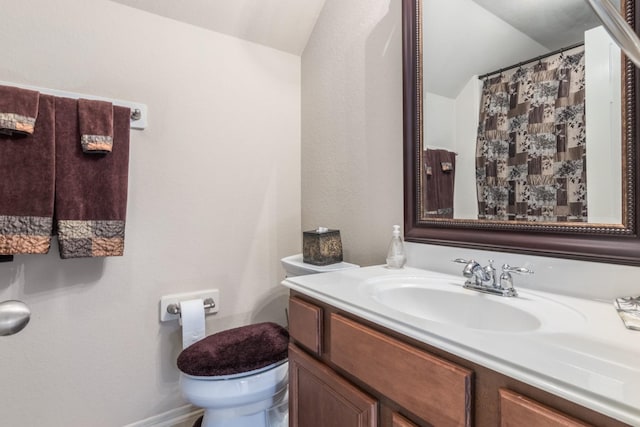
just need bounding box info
[402,0,640,265]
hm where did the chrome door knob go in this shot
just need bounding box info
[0,300,31,336]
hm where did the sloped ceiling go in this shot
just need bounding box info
[425,0,609,98]
[471,0,605,50]
[109,0,612,57]
[110,0,326,55]
[111,0,616,95]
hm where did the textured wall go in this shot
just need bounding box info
[0,0,300,425]
[301,0,404,267]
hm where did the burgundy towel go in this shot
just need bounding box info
[0,94,55,254]
[0,85,40,136]
[54,97,130,258]
[423,148,456,218]
[177,322,289,377]
[437,149,456,218]
[423,149,439,215]
[78,98,114,153]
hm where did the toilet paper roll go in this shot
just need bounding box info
[180,298,206,349]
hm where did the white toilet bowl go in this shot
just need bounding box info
[181,360,289,427]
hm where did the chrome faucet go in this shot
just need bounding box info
[457,259,496,287]
[453,259,533,297]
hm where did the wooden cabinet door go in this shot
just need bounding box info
[289,344,378,427]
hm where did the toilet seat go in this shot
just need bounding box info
[177,322,289,377]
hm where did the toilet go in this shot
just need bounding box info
[177,254,359,427]
[179,322,290,427]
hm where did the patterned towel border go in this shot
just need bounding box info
[81,134,113,153]
[57,219,125,258]
[0,215,52,254]
[0,112,36,135]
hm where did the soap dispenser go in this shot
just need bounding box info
[386,225,406,269]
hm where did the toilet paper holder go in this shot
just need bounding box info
[167,298,216,316]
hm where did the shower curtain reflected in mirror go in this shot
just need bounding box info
[475,46,587,222]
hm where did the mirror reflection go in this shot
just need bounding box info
[421,0,623,224]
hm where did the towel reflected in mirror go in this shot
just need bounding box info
[423,148,457,219]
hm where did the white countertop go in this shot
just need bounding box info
[282,265,640,426]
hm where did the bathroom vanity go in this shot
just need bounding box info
[283,266,640,427]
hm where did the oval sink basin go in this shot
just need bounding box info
[362,276,585,333]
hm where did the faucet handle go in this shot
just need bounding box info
[499,264,533,296]
[452,258,481,281]
[502,264,534,275]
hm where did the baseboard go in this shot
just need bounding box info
[123,404,203,427]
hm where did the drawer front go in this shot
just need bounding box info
[330,313,473,427]
[499,389,592,427]
[289,297,322,355]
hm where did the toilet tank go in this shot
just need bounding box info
[281,254,359,277]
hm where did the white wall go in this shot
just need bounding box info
[424,79,481,220]
[301,0,403,267]
[423,88,479,219]
[585,26,622,224]
[0,1,300,426]
[424,93,455,150]
[453,76,483,219]
[423,0,547,98]
[111,0,327,55]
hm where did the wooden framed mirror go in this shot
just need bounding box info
[402,0,640,265]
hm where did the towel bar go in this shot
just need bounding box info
[167,298,216,316]
[0,80,148,130]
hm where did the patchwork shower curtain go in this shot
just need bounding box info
[475,47,587,222]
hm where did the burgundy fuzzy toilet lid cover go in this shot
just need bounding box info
[177,322,289,376]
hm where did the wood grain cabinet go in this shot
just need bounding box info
[287,293,628,427]
[289,343,378,427]
[288,297,322,355]
[391,412,419,427]
[330,313,472,426]
[288,295,471,427]
[499,389,592,427]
